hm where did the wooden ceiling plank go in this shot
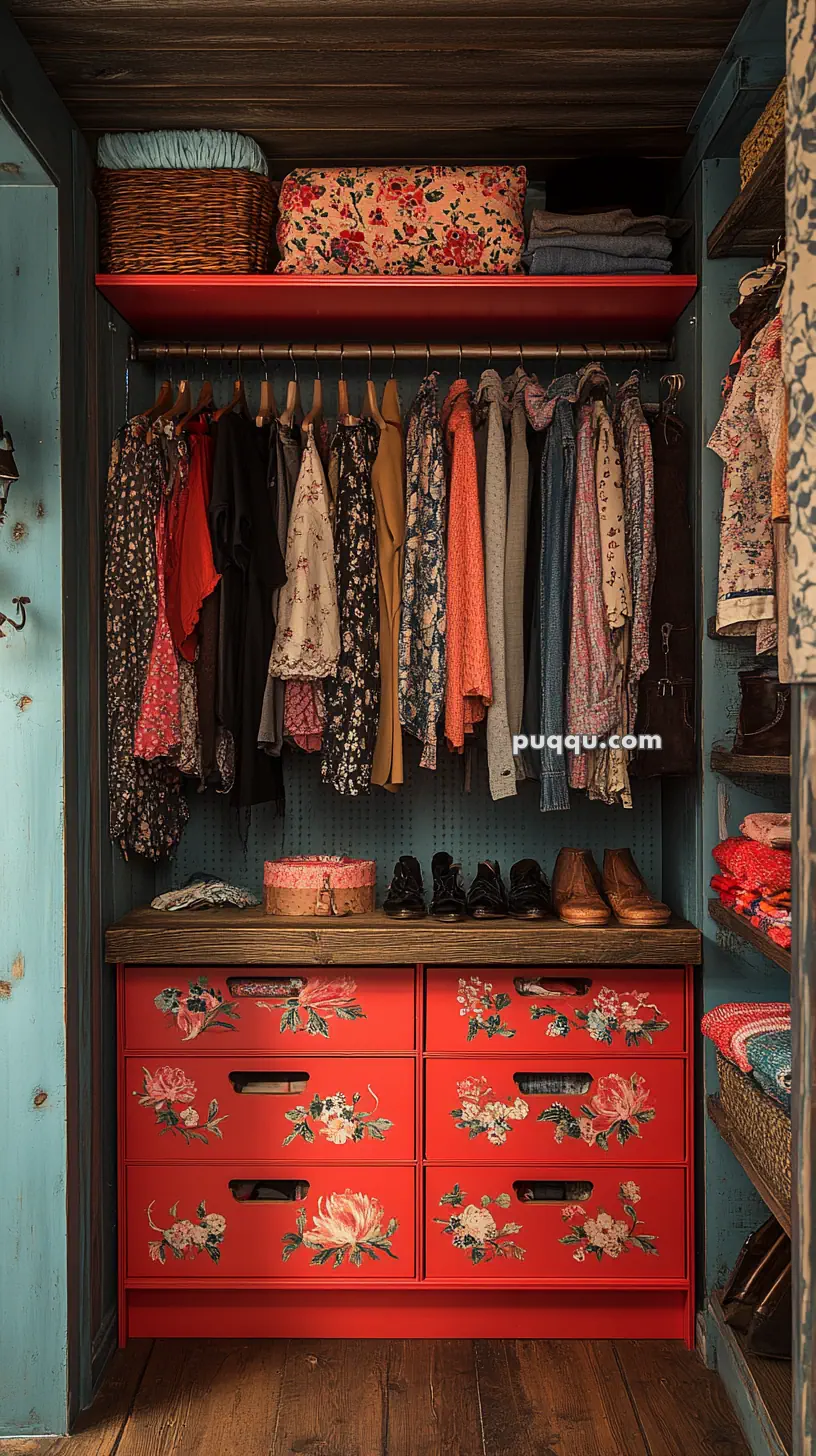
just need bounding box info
[9,0,749,15]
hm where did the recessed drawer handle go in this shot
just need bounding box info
[514,1072,593,1095]
[229,1179,310,1203]
[228,1072,310,1095]
[513,977,591,999]
[513,1180,594,1204]
[227,976,307,998]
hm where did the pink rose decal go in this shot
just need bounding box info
[140,1066,196,1108]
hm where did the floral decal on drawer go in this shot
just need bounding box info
[281,1190,398,1268]
[538,1072,655,1152]
[257,976,366,1037]
[450,1075,529,1145]
[559,1182,658,1263]
[154,977,240,1041]
[147,1199,226,1265]
[283,1086,393,1147]
[135,1066,228,1146]
[435,1185,526,1265]
[457,976,515,1040]
[530,987,669,1048]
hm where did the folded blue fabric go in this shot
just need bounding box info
[98,129,268,175]
[745,1028,792,1112]
[525,246,672,275]
[524,232,672,261]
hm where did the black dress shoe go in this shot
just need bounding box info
[466,860,508,919]
[508,859,553,919]
[430,852,467,921]
[383,856,426,919]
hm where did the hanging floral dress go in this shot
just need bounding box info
[442,378,492,752]
[321,418,381,795]
[105,415,188,860]
[398,372,447,770]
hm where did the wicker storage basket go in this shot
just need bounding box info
[263,856,376,917]
[740,80,786,190]
[717,1052,791,1205]
[95,168,277,273]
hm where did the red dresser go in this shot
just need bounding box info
[113,921,697,1344]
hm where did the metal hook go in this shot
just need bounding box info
[425,344,430,375]
[202,343,209,382]
[236,343,242,378]
[289,344,298,380]
[487,341,493,369]
[519,343,526,373]
[551,342,560,383]
[390,344,396,379]
[457,342,463,376]
[260,344,268,379]
[314,343,321,380]
[367,342,373,380]
[0,595,30,638]
[339,343,345,380]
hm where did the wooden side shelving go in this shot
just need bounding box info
[709,1289,791,1456]
[711,748,792,779]
[707,1096,790,1236]
[709,899,791,974]
[707,132,785,258]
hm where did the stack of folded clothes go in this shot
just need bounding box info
[711,829,792,950]
[702,1001,792,1112]
[522,206,676,275]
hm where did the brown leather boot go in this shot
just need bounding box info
[552,849,611,926]
[602,849,671,926]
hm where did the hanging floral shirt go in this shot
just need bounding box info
[615,373,656,732]
[399,372,447,769]
[708,321,776,642]
[267,427,339,679]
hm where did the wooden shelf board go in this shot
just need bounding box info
[105,907,702,966]
[707,1096,791,1236]
[95,273,698,343]
[708,899,791,974]
[709,1289,792,1456]
[711,747,792,779]
[707,132,785,258]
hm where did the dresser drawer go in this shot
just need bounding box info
[425,1058,685,1164]
[424,1165,686,1282]
[126,1056,415,1162]
[126,1164,416,1279]
[123,967,416,1053]
[425,968,686,1054]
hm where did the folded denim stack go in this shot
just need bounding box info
[522,206,675,276]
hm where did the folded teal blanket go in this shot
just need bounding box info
[746,1028,792,1112]
[97,129,268,175]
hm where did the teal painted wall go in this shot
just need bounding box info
[0,139,68,1438]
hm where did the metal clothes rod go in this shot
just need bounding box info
[130,340,673,364]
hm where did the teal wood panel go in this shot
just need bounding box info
[0,170,68,1437]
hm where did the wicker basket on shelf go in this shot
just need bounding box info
[717,1052,791,1205]
[95,168,277,273]
[740,79,786,189]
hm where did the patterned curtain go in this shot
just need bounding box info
[784,0,816,679]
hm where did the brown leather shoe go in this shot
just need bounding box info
[552,848,611,926]
[602,849,671,926]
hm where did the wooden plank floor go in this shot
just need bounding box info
[4,1339,750,1456]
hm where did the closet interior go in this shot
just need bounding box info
[0,0,803,1450]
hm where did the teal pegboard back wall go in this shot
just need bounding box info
[146,354,664,904]
[156,737,663,901]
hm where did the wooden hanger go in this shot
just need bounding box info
[176,347,214,434]
[362,344,386,430]
[337,343,350,423]
[301,346,324,433]
[214,347,250,422]
[146,379,174,422]
[256,346,278,427]
[280,345,302,427]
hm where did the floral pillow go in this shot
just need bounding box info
[275,165,527,275]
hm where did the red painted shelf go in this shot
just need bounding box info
[95,273,698,343]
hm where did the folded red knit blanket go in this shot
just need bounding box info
[701,1001,791,1072]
